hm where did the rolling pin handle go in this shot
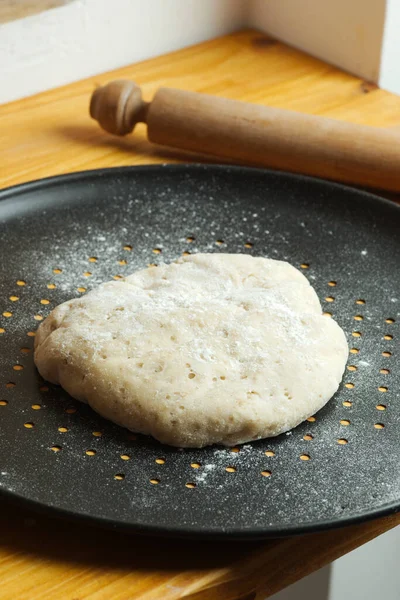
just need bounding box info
[90,80,148,136]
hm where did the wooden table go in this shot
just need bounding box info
[0,29,399,600]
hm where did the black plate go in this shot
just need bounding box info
[0,165,399,539]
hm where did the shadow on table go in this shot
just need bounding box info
[57,124,236,167]
[0,496,264,572]
[55,125,400,206]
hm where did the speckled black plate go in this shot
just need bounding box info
[0,165,399,539]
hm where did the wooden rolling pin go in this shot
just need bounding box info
[90,80,400,191]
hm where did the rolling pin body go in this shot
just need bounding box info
[91,81,400,191]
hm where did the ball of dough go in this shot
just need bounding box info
[34,254,348,447]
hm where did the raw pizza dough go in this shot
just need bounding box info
[34,254,348,447]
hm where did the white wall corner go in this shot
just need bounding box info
[0,0,245,104]
[248,0,398,93]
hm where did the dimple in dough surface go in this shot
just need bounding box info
[34,254,348,448]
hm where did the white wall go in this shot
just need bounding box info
[2,0,400,103]
[379,0,400,95]
[248,0,400,95]
[248,0,386,83]
[270,525,400,600]
[330,525,400,600]
[0,0,245,103]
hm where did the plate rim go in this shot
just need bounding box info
[0,484,398,541]
[1,162,399,215]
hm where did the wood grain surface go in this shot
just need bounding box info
[2,29,400,190]
[0,500,398,600]
[0,29,399,600]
